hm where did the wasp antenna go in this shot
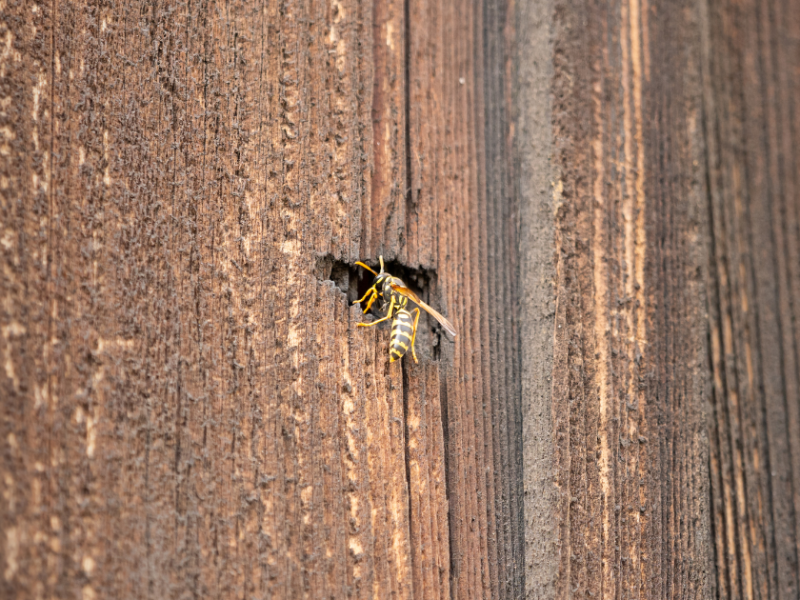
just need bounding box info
[379,255,385,273]
[354,261,378,276]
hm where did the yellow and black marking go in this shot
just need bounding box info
[389,307,420,363]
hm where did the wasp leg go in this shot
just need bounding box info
[354,286,377,306]
[362,289,380,313]
[410,307,421,363]
[358,297,395,328]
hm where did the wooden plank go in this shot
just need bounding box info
[518,0,717,597]
[3,1,527,597]
[0,0,391,598]
[702,0,800,596]
[409,0,524,593]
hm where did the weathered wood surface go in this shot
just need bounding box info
[519,0,800,595]
[520,0,716,596]
[703,0,800,596]
[5,0,800,597]
[0,0,521,599]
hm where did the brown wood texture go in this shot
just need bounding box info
[5,0,800,596]
[519,0,717,596]
[0,0,522,599]
[702,0,800,596]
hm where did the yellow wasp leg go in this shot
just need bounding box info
[410,308,421,363]
[362,289,379,313]
[357,296,395,328]
[354,286,377,306]
[353,286,380,314]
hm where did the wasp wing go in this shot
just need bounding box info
[390,284,457,338]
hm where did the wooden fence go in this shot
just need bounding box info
[2,0,799,598]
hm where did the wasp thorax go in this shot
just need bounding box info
[381,276,404,300]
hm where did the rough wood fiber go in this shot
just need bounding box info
[523,0,716,595]
[0,0,523,599]
[702,0,800,596]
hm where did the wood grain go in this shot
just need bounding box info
[519,0,717,596]
[8,0,799,596]
[0,0,522,598]
[702,0,800,596]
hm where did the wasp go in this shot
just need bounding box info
[354,256,457,362]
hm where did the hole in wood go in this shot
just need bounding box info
[314,254,450,362]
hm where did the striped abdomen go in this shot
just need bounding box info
[389,309,415,362]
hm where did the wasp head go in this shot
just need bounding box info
[354,256,389,314]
